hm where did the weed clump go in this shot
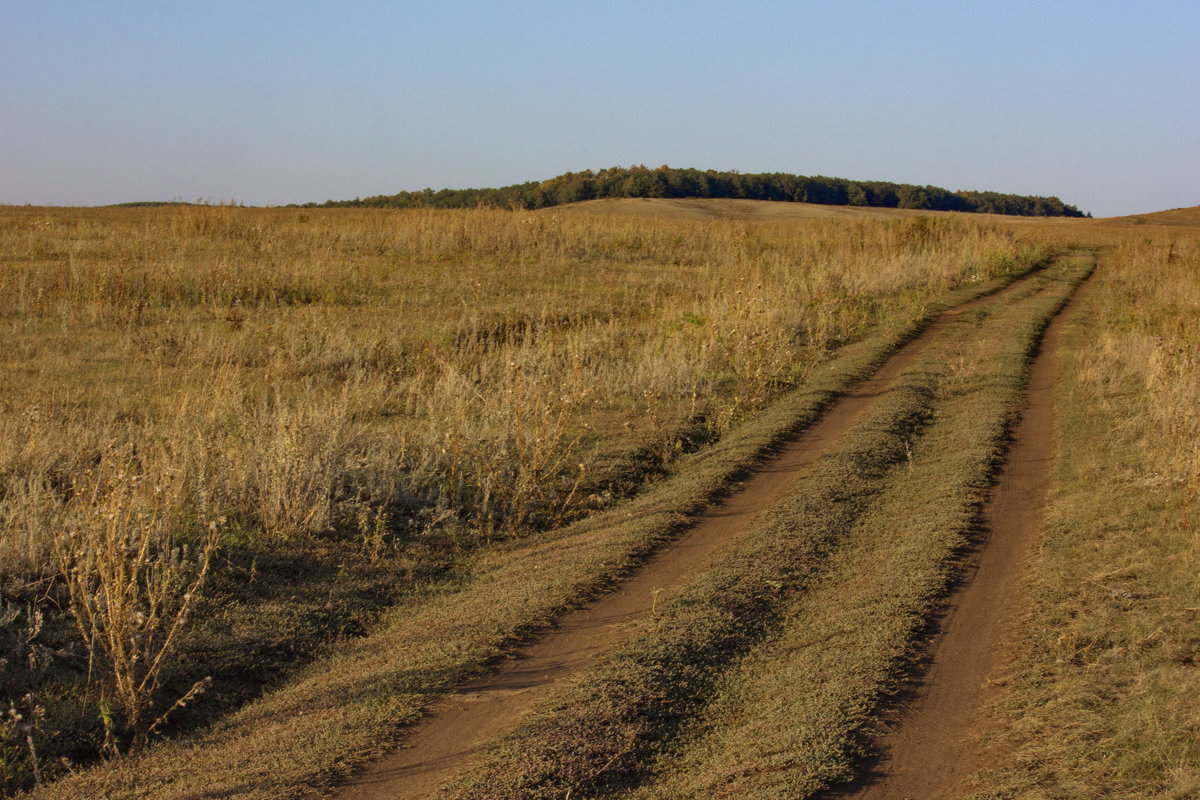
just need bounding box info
[53,457,219,754]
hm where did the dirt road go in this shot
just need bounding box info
[331,276,1042,800]
[834,268,1094,800]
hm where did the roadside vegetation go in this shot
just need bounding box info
[0,204,1045,793]
[970,233,1200,799]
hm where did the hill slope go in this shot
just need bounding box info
[1110,205,1200,227]
[545,197,942,221]
[308,166,1088,218]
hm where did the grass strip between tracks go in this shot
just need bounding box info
[628,253,1095,799]
[20,262,1047,800]
[439,255,1092,800]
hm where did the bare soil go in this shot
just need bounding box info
[327,279,1035,800]
[832,271,1094,800]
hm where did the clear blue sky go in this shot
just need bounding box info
[2,1,1197,216]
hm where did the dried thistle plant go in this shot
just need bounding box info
[53,455,220,753]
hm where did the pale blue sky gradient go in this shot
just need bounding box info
[2,1,1197,216]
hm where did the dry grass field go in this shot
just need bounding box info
[547,197,948,221]
[970,225,1200,799]
[0,200,1195,798]
[0,203,1044,788]
[0,205,1040,569]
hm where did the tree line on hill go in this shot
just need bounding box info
[304,165,1088,217]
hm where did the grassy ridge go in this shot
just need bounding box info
[629,254,1094,799]
[434,257,1090,799]
[971,238,1200,798]
[13,260,1047,799]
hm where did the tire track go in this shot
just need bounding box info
[834,261,1096,800]
[330,269,1050,800]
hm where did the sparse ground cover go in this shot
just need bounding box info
[970,234,1200,799]
[0,204,1046,792]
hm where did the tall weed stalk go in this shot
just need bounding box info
[53,455,219,752]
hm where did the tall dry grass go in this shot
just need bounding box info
[52,452,220,753]
[0,206,1047,577]
[974,229,1200,798]
[0,203,1056,791]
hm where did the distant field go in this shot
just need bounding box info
[545,197,944,221]
[547,197,1121,228]
[1111,204,1200,227]
[0,205,1045,571]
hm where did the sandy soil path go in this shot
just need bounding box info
[834,268,1094,800]
[330,278,1038,800]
